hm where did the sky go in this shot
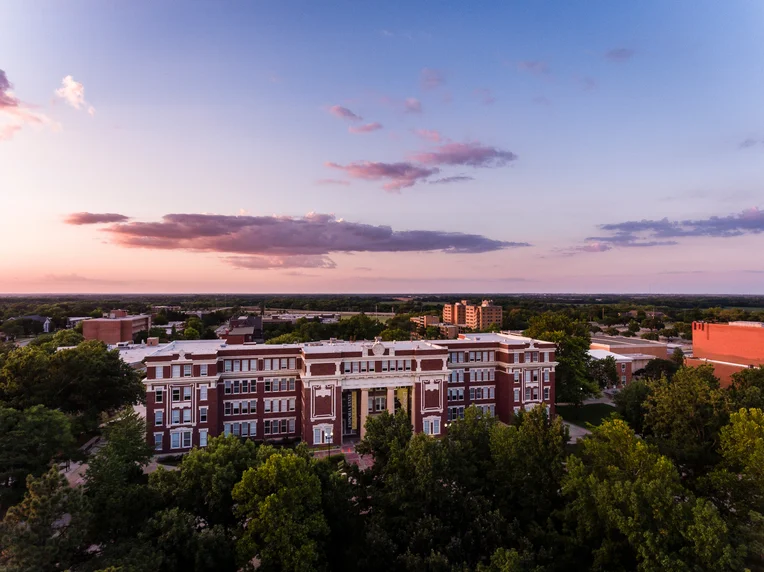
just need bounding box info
[1,0,764,294]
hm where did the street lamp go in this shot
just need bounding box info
[326,429,333,456]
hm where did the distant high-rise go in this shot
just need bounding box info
[443,299,502,330]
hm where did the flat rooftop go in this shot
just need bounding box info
[588,349,633,361]
[591,336,667,347]
[300,339,442,354]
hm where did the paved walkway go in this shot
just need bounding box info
[313,444,374,470]
[564,421,591,442]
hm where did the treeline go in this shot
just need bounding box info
[0,331,144,509]
[4,365,764,571]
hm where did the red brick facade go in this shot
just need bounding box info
[143,333,557,454]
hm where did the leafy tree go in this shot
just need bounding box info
[627,320,641,333]
[604,327,620,336]
[84,408,157,545]
[671,347,686,367]
[380,328,410,341]
[424,325,443,339]
[562,419,739,571]
[613,380,651,434]
[634,357,679,381]
[590,355,619,389]
[233,450,329,572]
[0,405,77,509]
[525,313,596,406]
[150,434,263,528]
[0,467,89,572]
[640,331,660,341]
[643,366,729,476]
[183,327,200,340]
[727,366,764,411]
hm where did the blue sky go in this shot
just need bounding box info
[1,0,763,293]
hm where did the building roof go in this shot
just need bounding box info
[227,326,256,335]
[588,349,633,362]
[87,314,151,323]
[452,332,541,345]
[590,335,667,347]
[300,339,441,354]
[113,343,172,366]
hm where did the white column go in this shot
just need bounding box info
[387,387,395,414]
[360,388,369,439]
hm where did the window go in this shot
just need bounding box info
[264,359,272,371]
[288,419,295,433]
[525,387,531,400]
[313,425,333,444]
[525,370,531,383]
[543,370,549,382]
[514,388,520,402]
[621,363,626,372]
[514,371,520,383]
[184,364,192,377]
[289,398,296,411]
[264,400,271,413]
[224,381,232,395]
[381,360,388,372]
[423,417,440,435]
[199,407,207,422]
[183,386,191,401]
[171,433,180,449]
[154,433,163,451]
[155,410,163,426]
[532,387,539,400]
[200,385,208,401]
[289,378,295,391]
[543,387,550,400]
[250,422,257,436]
[405,359,412,371]
[250,400,257,413]
[281,358,288,370]
[532,370,538,383]
[225,402,232,416]
[241,380,248,393]
[233,380,240,394]
[172,409,180,424]
[448,406,465,421]
[621,375,627,384]
[172,388,180,402]
[155,388,163,403]
[232,423,240,436]
[250,359,258,371]
[233,360,241,372]
[183,408,191,423]
[199,430,208,447]
[225,360,232,372]
[233,401,240,415]
[281,379,288,391]
[182,431,192,448]
[469,388,475,401]
[172,365,181,378]
[224,423,231,436]
[155,366,164,379]
[242,359,249,372]
[289,358,295,369]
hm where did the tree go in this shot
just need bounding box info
[640,331,660,341]
[0,405,77,509]
[627,320,640,333]
[671,347,685,367]
[379,328,410,341]
[233,450,329,572]
[589,356,619,389]
[84,408,157,545]
[355,409,412,475]
[562,419,739,571]
[0,467,89,572]
[149,434,263,528]
[604,327,620,336]
[727,366,764,411]
[183,327,200,340]
[643,366,729,476]
[634,357,679,381]
[613,380,651,435]
[525,313,597,405]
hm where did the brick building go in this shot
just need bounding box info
[443,300,503,330]
[688,321,764,384]
[143,332,556,454]
[82,310,151,345]
[588,349,633,386]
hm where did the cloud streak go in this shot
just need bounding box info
[64,212,131,225]
[55,75,95,115]
[575,207,764,253]
[404,97,423,113]
[429,175,474,185]
[348,122,383,134]
[326,160,439,191]
[414,129,445,142]
[0,69,55,140]
[517,61,550,75]
[69,211,528,268]
[410,141,518,168]
[328,105,362,122]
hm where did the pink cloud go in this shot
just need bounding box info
[71,212,523,270]
[420,68,446,90]
[348,122,383,134]
[55,75,95,116]
[579,242,613,253]
[328,105,362,122]
[404,97,422,113]
[326,160,438,191]
[315,178,351,186]
[64,212,130,225]
[410,141,518,168]
[0,69,55,140]
[517,61,550,75]
[414,129,445,142]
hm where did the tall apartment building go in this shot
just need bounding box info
[83,310,151,345]
[443,300,503,330]
[143,332,556,454]
[688,321,764,384]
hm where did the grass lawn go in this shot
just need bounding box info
[556,403,618,429]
